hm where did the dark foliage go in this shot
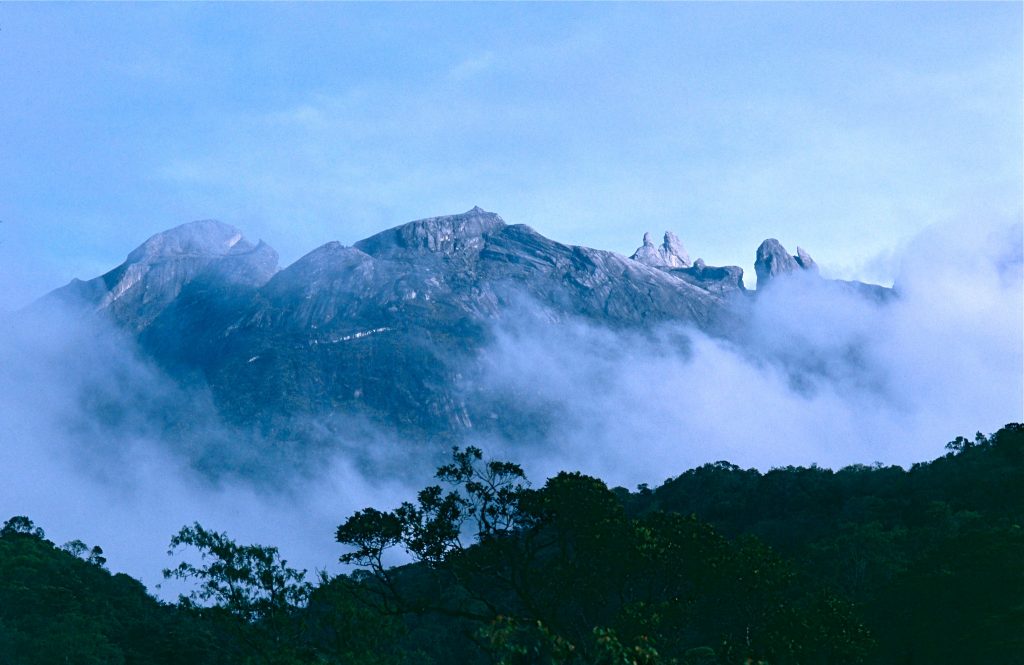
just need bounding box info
[0,516,222,664]
[335,451,872,664]
[628,423,1024,664]
[1,423,1020,663]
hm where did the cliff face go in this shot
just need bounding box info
[39,208,888,439]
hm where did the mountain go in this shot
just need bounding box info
[43,220,279,331]
[38,207,888,442]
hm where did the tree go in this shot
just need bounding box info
[336,446,529,621]
[338,446,528,571]
[62,539,108,568]
[1,515,45,539]
[0,517,224,664]
[336,448,872,664]
[164,523,311,623]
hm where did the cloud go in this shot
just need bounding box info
[0,305,426,597]
[463,218,1023,488]
[0,216,1019,598]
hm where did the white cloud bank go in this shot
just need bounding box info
[0,217,1019,595]
[469,219,1023,487]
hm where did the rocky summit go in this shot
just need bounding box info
[753,238,818,288]
[38,208,889,440]
[630,231,692,269]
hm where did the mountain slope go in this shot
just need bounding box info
[39,207,887,441]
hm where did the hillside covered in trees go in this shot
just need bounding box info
[1,423,1021,664]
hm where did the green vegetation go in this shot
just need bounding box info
[1,423,1021,664]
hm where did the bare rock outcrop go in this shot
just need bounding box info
[754,239,818,288]
[41,220,279,330]
[37,208,893,440]
[631,231,692,269]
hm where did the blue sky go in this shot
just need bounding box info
[1,2,1020,308]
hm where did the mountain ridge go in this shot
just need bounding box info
[37,207,890,442]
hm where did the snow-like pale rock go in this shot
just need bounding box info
[630,231,692,269]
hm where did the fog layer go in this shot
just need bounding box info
[0,218,1020,594]
[0,310,417,593]
[470,220,1023,486]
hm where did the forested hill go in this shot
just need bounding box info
[2,423,1021,664]
[622,423,1024,662]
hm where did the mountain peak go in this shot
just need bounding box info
[125,220,251,265]
[754,239,817,288]
[795,246,818,273]
[631,230,692,268]
[354,207,505,258]
[33,207,896,441]
[37,220,276,331]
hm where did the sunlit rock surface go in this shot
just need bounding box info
[631,231,692,269]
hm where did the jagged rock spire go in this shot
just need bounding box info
[631,231,691,269]
[795,247,818,273]
[754,239,817,288]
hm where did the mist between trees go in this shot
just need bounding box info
[1,423,1022,664]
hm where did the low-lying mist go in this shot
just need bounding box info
[0,308,420,594]
[0,218,1020,596]
[471,219,1023,486]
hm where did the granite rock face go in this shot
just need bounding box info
[39,208,889,440]
[751,239,892,301]
[754,239,819,288]
[795,247,818,273]
[631,231,692,268]
[629,230,747,293]
[354,206,503,257]
[43,220,279,331]
[671,260,747,294]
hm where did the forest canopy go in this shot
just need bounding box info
[1,423,1021,664]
